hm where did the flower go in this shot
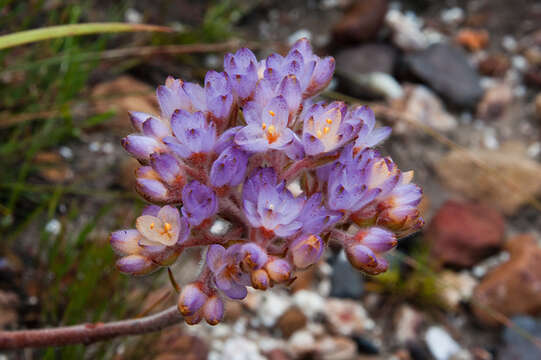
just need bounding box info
[210,145,249,187]
[297,193,342,235]
[109,39,426,326]
[234,95,302,158]
[326,153,381,212]
[181,181,218,226]
[353,106,391,150]
[242,168,304,237]
[164,110,217,159]
[207,244,250,300]
[263,38,335,98]
[135,205,186,247]
[302,101,363,155]
[224,48,259,101]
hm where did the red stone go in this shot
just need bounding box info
[427,200,505,268]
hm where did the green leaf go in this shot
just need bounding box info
[0,22,173,50]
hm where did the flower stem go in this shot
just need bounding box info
[0,306,181,349]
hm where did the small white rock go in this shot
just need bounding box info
[440,7,464,24]
[59,146,73,159]
[293,290,326,320]
[45,219,61,236]
[288,29,312,46]
[125,8,142,24]
[425,326,464,360]
[257,291,291,327]
[222,337,265,360]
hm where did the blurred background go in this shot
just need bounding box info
[1,0,541,359]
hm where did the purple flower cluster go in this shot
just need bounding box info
[110,39,424,325]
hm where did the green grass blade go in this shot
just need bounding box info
[0,22,173,50]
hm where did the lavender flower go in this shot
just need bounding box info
[234,96,302,157]
[207,244,249,300]
[109,39,425,326]
[181,181,218,226]
[242,168,304,237]
[165,110,217,159]
[302,101,361,155]
[224,48,259,101]
[210,145,249,187]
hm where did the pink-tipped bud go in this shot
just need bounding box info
[184,311,203,325]
[178,283,207,317]
[265,258,292,283]
[355,227,397,253]
[290,234,324,269]
[121,135,166,163]
[203,296,224,325]
[345,244,378,271]
[251,269,270,290]
[116,255,157,276]
[109,229,142,256]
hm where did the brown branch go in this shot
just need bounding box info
[0,305,181,350]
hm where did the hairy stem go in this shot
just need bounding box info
[0,306,182,349]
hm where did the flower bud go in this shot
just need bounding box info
[116,255,157,276]
[240,243,268,271]
[345,244,377,271]
[251,269,270,290]
[178,283,207,316]
[203,296,224,325]
[121,135,166,163]
[355,227,397,253]
[290,234,324,269]
[109,229,142,256]
[184,311,203,325]
[265,258,291,283]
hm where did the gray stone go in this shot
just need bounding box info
[329,251,364,299]
[500,316,541,360]
[405,43,484,108]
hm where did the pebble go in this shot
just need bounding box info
[426,200,505,268]
[325,298,374,336]
[277,307,307,338]
[478,54,510,77]
[439,271,478,310]
[332,0,388,43]
[455,28,489,52]
[329,250,364,299]
[535,93,541,119]
[404,43,484,108]
[435,148,541,214]
[257,291,292,327]
[385,8,428,51]
[287,29,312,46]
[394,305,424,344]
[500,316,541,359]
[395,85,458,132]
[44,219,62,236]
[476,83,513,120]
[424,326,464,360]
[292,290,326,320]
[440,7,464,24]
[221,337,265,360]
[473,234,541,326]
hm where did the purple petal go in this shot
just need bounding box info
[178,283,207,316]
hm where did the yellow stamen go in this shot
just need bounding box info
[164,222,172,232]
[262,122,267,130]
[268,110,275,117]
[323,126,330,134]
[266,125,279,143]
[326,118,333,124]
[316,130,323,138]
[150,222,155,230]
